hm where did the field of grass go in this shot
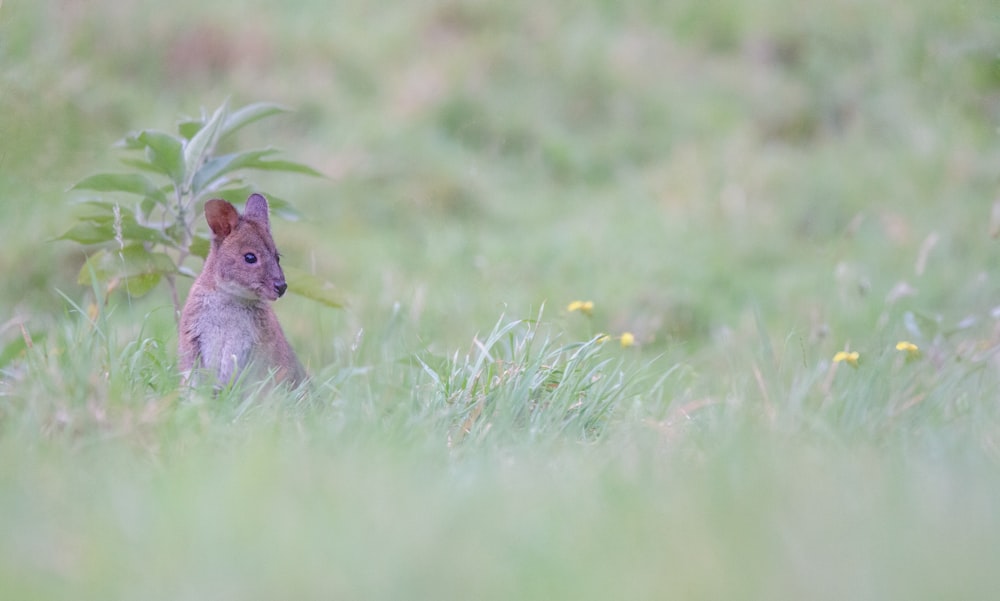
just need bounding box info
[3,0,1000,598]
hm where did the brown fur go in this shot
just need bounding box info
[178,193,306,388]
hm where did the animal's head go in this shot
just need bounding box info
[204,193,288,302]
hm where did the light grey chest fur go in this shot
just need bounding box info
[196,292,271,384]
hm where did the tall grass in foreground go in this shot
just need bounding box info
[4,294,998,453]
[3,299,1000,599]
[0,299,667,448]
[411,312,667,447]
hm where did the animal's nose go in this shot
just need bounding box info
[275,281,288,297]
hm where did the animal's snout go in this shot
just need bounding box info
[275,281,288,298]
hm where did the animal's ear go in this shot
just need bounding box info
[243,193,271,225]
[204,199,240,240]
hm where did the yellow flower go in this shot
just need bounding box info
[567,300,594,316]
[833,351,859,367]
[620,332,635,348]
[895,341,920,358]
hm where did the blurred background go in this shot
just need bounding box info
[4,3,1000,599]
[3,0,999,369]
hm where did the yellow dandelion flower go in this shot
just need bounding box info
[895,341,920,358]
[833,351,859,367]
[620,332,635,348]
[567,300,594,316]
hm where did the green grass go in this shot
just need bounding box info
[3,0,1000,598]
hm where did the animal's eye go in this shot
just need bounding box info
[244,253,257,264]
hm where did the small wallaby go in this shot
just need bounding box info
[178,193,306,388]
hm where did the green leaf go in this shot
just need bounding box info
[139,131,186,184]
[191,149,278,196]
[241,157,324,178]
[77,245,176,298]
[57,222,117,245]
[283,264,344,308]
[58,203,173,246]
[122,221,172,244]
[220,102,290,140]
[72,173,168,204]
[115,131,148,150]
[139,195,159,220]
[116,272,163,297]
[119,157,169,176]
[192,149,323,196]
[189,235,210,259]
[182,101,229,194]
[70,200,123,221]
[178,119,202,140]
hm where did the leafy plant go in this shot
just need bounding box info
[61,100,342,315]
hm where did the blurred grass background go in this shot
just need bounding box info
[2,0,1000,599]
